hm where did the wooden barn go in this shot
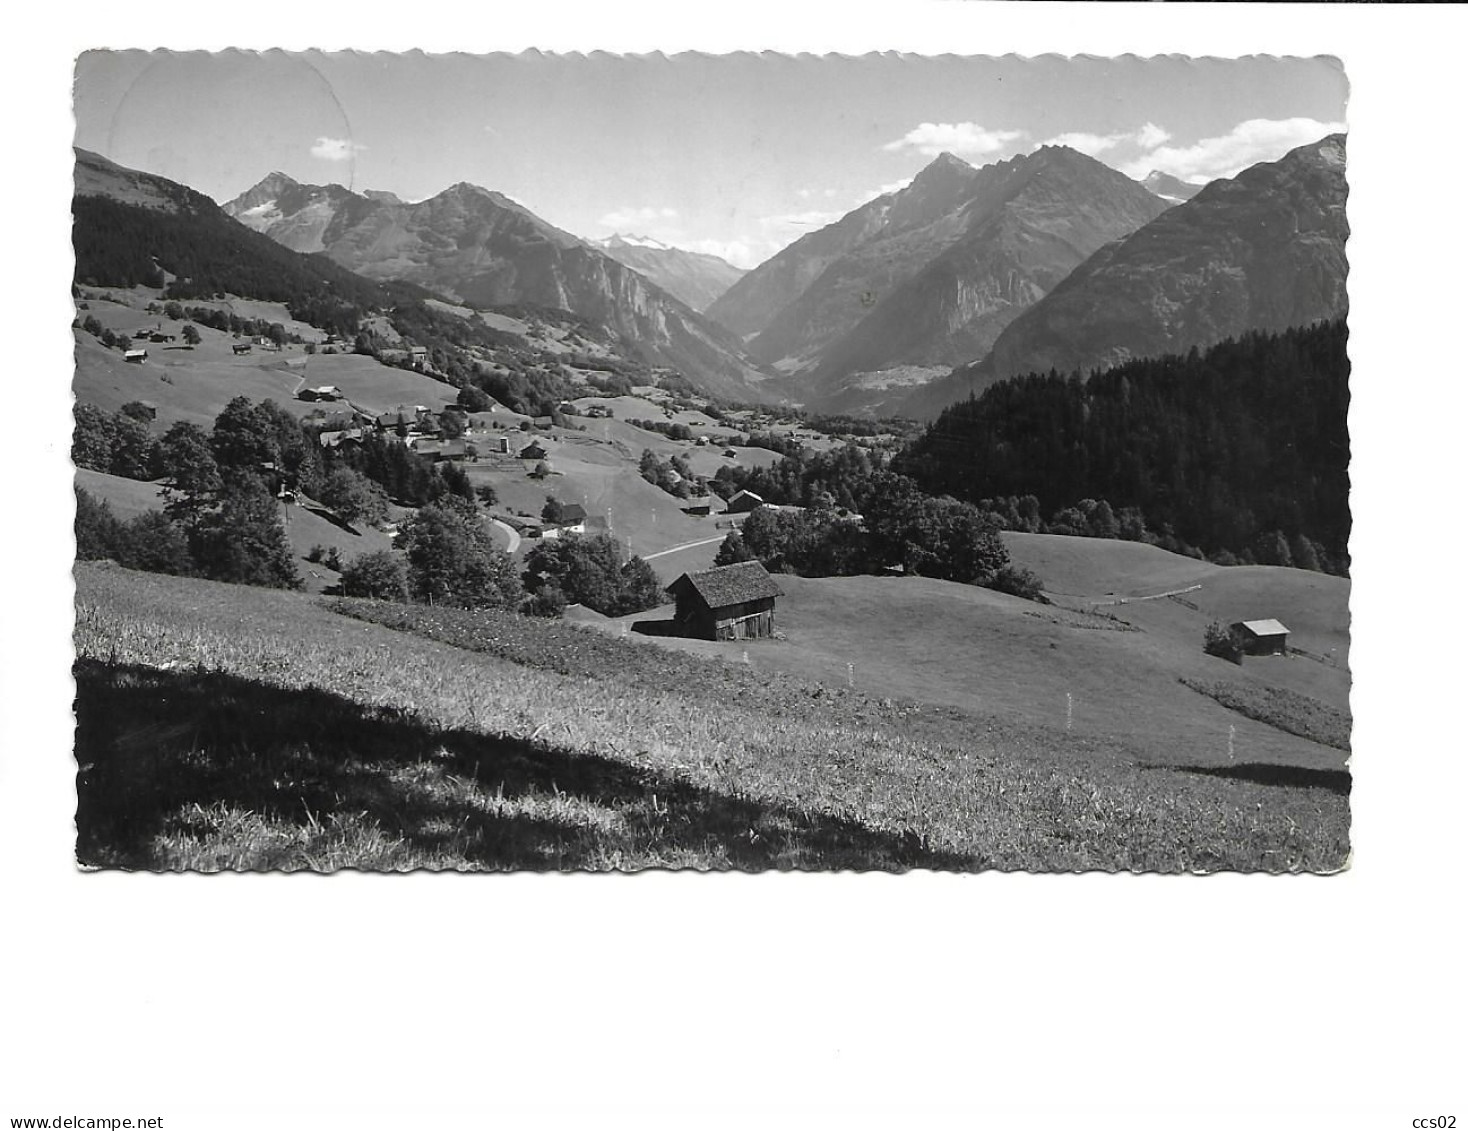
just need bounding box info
[666,561,783,642]
[1231,618,1291,656]
[725,489,765,514]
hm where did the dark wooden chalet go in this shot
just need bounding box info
[1231,619,1291,656]
[725,489,765,514]
[666,561,783,641]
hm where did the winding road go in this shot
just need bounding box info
[490,518,522,553]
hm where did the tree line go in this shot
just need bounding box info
[894,320,1350,573]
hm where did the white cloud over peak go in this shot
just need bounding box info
[882,122,1026,158]
[598,205,679,229]
[310,136,366,162]
[854,177,914,206]
[1136,122,1171,150]
[1043,122,1172,158]
[1119,117,1346,182]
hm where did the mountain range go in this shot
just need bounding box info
[76,135,1346,422]
[902,134,1349,418]
[706,147,1172,413]
[588,234,746,313]
[224,173,772,402]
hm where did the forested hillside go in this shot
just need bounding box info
[895,320,1349,569]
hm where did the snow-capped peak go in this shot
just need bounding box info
[596,232,673,251]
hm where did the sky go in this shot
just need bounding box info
[74,51,1345,268]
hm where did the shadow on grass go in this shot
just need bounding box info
[74,659,972,872]
[1152,762,1352,797]
[630,618,683,638]
[300,504,361,536]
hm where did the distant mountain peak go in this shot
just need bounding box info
[596,232,674,251]
[911,151,976,184]
[928,151,973,170]
[1141,170,1205,204]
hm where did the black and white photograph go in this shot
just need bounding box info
[68,49,1352,874]
[4,3,1467,1129]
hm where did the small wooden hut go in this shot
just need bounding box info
[1230,619,1290,656]
[666,561,783,641]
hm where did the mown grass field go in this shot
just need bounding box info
[74,561,1349,873]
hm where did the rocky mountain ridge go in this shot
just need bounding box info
[589,233,747,313]
[902,135,1349,419]
[224,175,775,402]
[707,146,1170,412]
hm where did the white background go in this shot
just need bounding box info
[2,4,1463,1129]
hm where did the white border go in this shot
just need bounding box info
[3,4,1465,1128]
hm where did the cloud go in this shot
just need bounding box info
[1119,117,1346,182]
[598,205,679,229]
[686,238,765,269]
[795,187,840,201]
[854,177,914,205]
[882,122,1026,158]
[1042,122,1172,158]
[310,136,366,162]
[1136,122,1171,150]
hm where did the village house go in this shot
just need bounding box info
[1231,619,1291,656]
[666,561,783,642]
[725,489,765,514]
[318,428,367,450]
[232,342,252,355]
[299,385,343,402]
[124,348,147,364]
[375,406,438,436]
[540,503,589,541]
[680,497,713,517]
[409,345,429,370]
[519,439,550,461]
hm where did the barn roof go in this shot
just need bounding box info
[1236,618,1290,637]
[558,503,588,525]
[667,561,783,609]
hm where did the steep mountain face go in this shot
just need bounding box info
[730,153,989,370]
[904,134,1348,418]
[1143,170,1206,205]
[225,177,776,403]
[705,192,900,339]
[224,172,381,254]
[702,148,1167,412]
[798,147,1172,409]
[589,234,746,313]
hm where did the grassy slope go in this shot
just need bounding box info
[593,538,1350,775]
[74,562,1348,872]
[75,290,460,428]
[76,468,394,594]
[1005,533,1351,705]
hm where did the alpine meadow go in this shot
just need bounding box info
[70,51,1351,872]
